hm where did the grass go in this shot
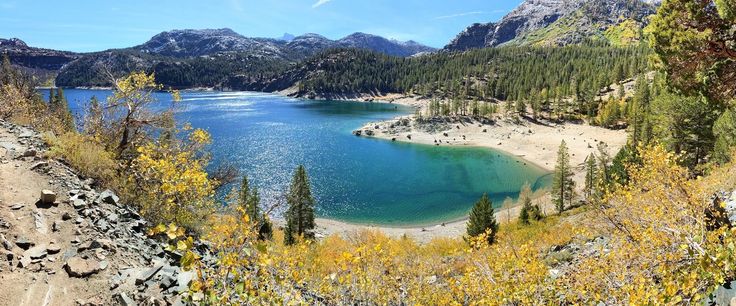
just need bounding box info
[44,132,118,185]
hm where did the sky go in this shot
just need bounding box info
[0,0,522,52]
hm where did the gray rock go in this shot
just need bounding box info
[1,234,12,250]
[160,273,177,289]
[64,256,102,277]
[22,148,36,157]
[40,190,56,204]
[30,161,47,170]
[33,210,47,234]
[135,263,163,285]
[46,245,61,254]
[71,198,86,210]
[175,271,195,293]
[25,245,48,259]
[97,190,119,205]
[80,239,115,252]
[62,248,77,261]
[15,237,34,250]
[18,254,31,268]
[10,203,23,210]
[114,292,137,306]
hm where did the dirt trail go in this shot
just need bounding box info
[0,121,193,306]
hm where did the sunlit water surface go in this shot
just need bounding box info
[56,89,551,226]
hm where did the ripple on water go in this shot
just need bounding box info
[58,89,552,226]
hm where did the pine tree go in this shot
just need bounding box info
[49,88,74,132]
[284,165,316,245]
[584,153,597,200]
[466,193,498,244]
[238,176,272,240]
[518,182,542,225]
[552,140,575,214]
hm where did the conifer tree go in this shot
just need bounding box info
[518,181,541,225]
[466,193,498,244]
[552,140,575,214]
[284,165,316,245]
[584,153,597,200]
[238,176,272,240]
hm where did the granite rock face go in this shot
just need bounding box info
[444,0,658,51]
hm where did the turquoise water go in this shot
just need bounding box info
[56,89,551,226]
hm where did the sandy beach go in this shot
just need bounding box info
[281,92,628,242]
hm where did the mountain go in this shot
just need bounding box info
[55,29,435,88]
[337,33,436,57]
[133,29,435,59]
[444,0,658,51]
[0,38,79,80]
[134,28,287,58]
[277,33,296,42]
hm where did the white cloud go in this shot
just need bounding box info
[312,0,333,9]
[434,11,485,20]
[434,9,508,20]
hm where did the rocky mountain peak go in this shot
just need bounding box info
[444,0,658,51]
[0,38,28,49]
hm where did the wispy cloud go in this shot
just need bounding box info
[434,11,485,20]
[434,9,508,20]
[312,0,333,9]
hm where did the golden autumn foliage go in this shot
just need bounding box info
[182,146,736,305]
[124,125,217,231]
[44,132,118,184]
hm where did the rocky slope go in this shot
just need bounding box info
[0,38,80,83]
[444,0,658,51]
[0,120,216,305]
[0,38,79,71]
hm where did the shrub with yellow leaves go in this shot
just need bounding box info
[124,125,217,232]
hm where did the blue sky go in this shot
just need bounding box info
[0,0,521,52]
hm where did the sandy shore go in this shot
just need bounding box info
[277,91,628,242]
[313,193,558,244]
[356,116,627,174]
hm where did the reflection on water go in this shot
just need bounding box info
[56,89,551,226]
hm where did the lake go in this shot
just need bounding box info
[53,89,551,226]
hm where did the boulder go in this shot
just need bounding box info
[25,245,48,260]
[64,257,103,277]
[40,190,56,204]
[15,237,34,250]
[47,245,61,254]
[97,190,119,205]
[135,263,164,285]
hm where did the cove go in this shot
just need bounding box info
[56,89,552,226]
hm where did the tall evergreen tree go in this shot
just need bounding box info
[284,165,316,245]
[552,140,575,214]
[518,182,541,225]
[238,176,272,240]
[466,193,498,244]
[584,153,597,200]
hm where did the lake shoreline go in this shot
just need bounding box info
[269,90,627,241]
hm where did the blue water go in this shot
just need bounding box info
[53,89,551,226]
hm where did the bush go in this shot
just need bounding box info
[45,132,118,185]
